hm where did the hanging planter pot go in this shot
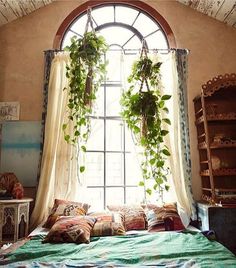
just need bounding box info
[120,42,171,200]
[63,10,108,147]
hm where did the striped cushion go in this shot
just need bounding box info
[43,216,96,244]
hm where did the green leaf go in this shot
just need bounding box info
[81,145,86,152]
[165,185,170,191]
[163,118,171,125]
[162,149,171,156]
[62,124,67,130]
[64,135,70,142]
[80,166,85,173]
[161,130,169,136]
[149,158,156,165]
[161,95,171,100]
[139,181,145,186]
[146,188,152,195]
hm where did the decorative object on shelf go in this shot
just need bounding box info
[0,102,20,121]
[63,8,108,152]
[211,155,221,170]
[0,173,24,199]
[120,41,171,200]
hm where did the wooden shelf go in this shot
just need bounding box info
[201,168,236,176]
[198,141,236,149]
[195,116,204,125]
[194,74,236,204]
[207,113,236,121]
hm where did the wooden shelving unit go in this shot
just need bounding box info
[193,73,236,205]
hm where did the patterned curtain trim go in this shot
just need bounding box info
[36,50,57,182]
[176,49,197,219]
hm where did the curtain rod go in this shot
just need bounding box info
[44,48,189,53]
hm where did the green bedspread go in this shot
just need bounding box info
[1,231,236,267]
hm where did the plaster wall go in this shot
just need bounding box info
[0,0,236,200]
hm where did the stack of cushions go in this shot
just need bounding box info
[42,200,184,244]
[107,205,147,231]
[43,199,90,229]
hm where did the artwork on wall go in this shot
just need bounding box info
[0,102,20,121]
[0,121,41,187]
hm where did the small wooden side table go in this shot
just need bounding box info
[0,198,33,244]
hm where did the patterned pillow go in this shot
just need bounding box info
[144,203,185,232]
[107,205,146,231]
[88,211,125,237]
[43,199,90,229]
[43,216,96,244]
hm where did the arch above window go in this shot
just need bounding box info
[53,0,176,49]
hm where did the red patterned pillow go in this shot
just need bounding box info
[43,199,90,229]
[144,203,184,232]
[88,211,125,236]
[107,205,146,231]
[43,216,96,244]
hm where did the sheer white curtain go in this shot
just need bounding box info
[158,51,194,226]
[31,52,80,229]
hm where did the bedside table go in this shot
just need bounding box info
[197,202,236,255]
[0,198,33,244]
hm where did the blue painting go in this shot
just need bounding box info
[0,121,41,187]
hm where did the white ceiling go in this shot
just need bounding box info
[0,0,235,29]
[178,0,236,28]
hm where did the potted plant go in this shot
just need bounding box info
[62,30,108,172]
[120,53,171,200]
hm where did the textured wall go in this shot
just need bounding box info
[0,0,236,200]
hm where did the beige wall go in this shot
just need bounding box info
[0,0,236,200]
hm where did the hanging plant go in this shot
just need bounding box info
[120,47,171,199]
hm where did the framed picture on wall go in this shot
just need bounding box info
[0,102,20,121]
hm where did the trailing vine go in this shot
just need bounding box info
[63,10,108,172]
[120,48,171,199]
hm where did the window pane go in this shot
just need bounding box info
[99,27,133,47]
[106,187,124,205]
[126,187,144,204]
[92,86,104,116]
[123,35,141,50]
[133,13,159,37]
[125,153,142,185]
[106,120,123,151]
[85,153,104,186]
[70,14,87,36]
[146,31,168,49]
[86,188,104,211]
[106,153,124,186]
[106,86,122,116]
[92,6,114,26]
[61,31,78,48]
[116,6,139,25]
[106,50,123,82]
[87,119,104,151]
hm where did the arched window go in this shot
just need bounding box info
[55,1,175,210]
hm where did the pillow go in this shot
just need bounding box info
[43,216,96,244]
[144,203,185,232]
[107,205,146,231]
[88,211,125,237]
[43,199,90,229]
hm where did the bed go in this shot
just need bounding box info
[1,228,236,267]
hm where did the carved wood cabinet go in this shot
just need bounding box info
[193,73,236,204]
[0,198,33,244]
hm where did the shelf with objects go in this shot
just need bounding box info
[193,73,236,205]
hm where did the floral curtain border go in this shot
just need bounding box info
[176,49,196,219]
